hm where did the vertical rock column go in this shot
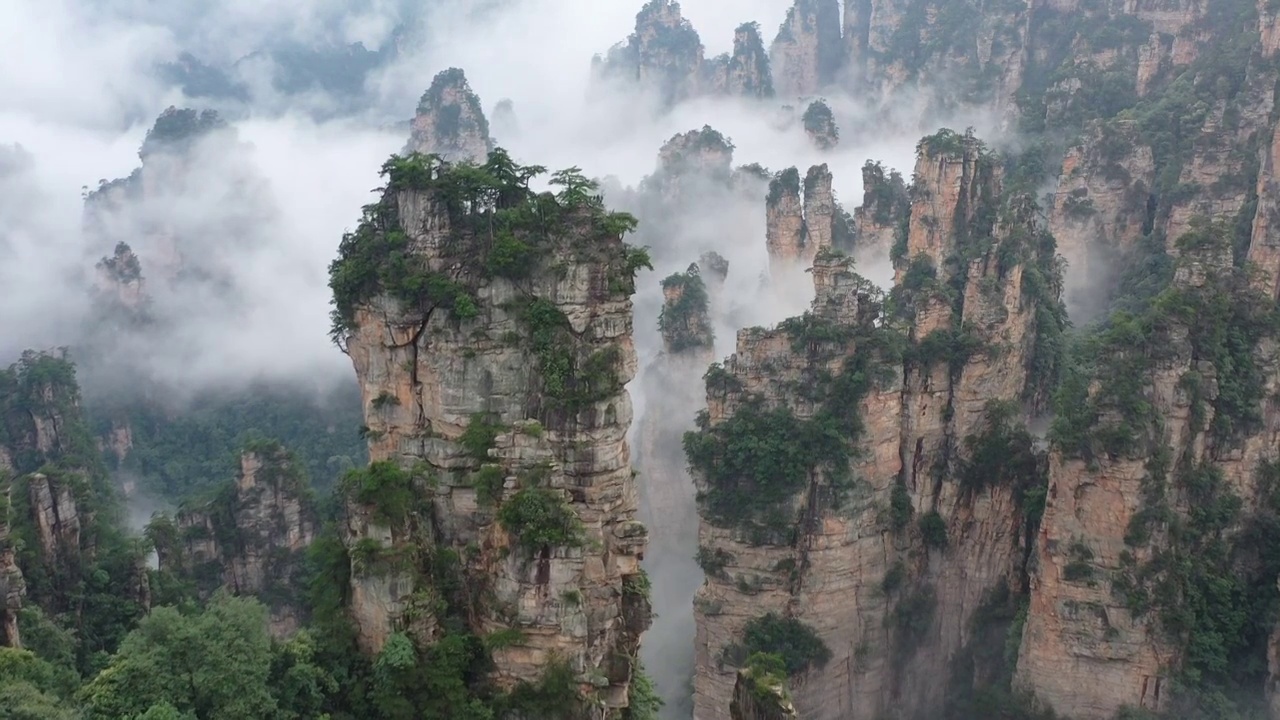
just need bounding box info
[335,154,650,715]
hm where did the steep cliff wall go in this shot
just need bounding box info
[151,442,317,636]
[330,149,651,716]
[0,351,149,660]
[405,68,493,162]
[593,0,708,107]
[771,0,842,98]
[691,130,1064,720]
[766,165,854,273]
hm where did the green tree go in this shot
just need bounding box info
[79,594,278,720]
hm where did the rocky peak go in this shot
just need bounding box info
[766,164,853,271]
[894,129,1001,285]
[771,0,843,98]
[155,441,317,636]
[330,149,651,715]
[691,128,1063,720]
[718,22,775,99]
[491,98,518,141]
[138,107,226,163]
[406,68,494,162]
[700,250,731,296]
[801,100,839,150]
[594,0,707,107]
[854,160,910,257]
[659,264,715,360]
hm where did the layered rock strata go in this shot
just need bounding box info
[692,130,1058,720]
[333,151,650,714]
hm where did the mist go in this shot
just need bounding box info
[3,0,1000,716]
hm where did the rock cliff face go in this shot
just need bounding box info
[766,165,853,272]
[594,0,708,107]
[153,444,317,636]
[771,0,842,98]
[691,130,1062,720]
[406,68,494,162]
[331,149,650,715]
[854,161,909,258]
[714,23,775,99]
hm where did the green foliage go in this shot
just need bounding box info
[516,299,624,413]
[459,414,503,463]
[79,594,279,720]
[742,652,789,701]
[341,461,420,526]
[329,148,645,342]
[658,265,714,353]
[862,160,910,226]
[801,100,838,149]
[1051,221,1278,459]
[497,657,579,719]
[767,167,800,206]
[93,381,367,500]
[369,631,494,720]
[739,613,831,676]
[890,482,913,531]
[625,662,664,720]
[471,465,506,505]
[696,545,735,579]
[496,488,584,553]
[919,511,948,549]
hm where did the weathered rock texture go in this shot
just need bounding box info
[853,161,909,257]
[692,131,1058,720]
[771,0,842,98]
[335,155,650,715]
[406,68,493,162]
[712,23,775,99]
[156,444,317,636]
[766,165,853,272]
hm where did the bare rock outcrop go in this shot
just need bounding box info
[771,0,842,98]
[331,150,650,715]
[692,128,1061,720]
[854,161,909,257]
[406,68,493,162]
[766,165,853,272]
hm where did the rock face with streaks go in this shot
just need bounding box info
[714,23,776,99]
[801,100,839,151]
[771,0,842,98]
[406,68,494,162]
[691,130,1061,720]
[766,165,853,272]
[854,160,909,258]
[153,443,317,636]
[330,148,650,716]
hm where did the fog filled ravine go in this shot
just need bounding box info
[7,1,1280,720]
